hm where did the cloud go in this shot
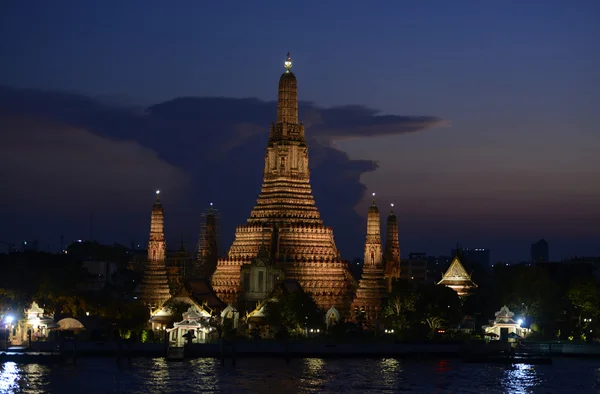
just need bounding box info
[0,86,442,258]
[0,116,190,215]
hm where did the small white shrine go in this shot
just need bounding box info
[167,305,212,347]
[17,302,58,344]
[483,305,531,341]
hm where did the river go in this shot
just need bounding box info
[1,357,599,393]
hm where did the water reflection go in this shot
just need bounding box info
[379,358,403,389]
[190,358,219,391]
[0,357,598,393]
[147,358,170,394]
[300,358,325,392]
[0,362,19,392]
[500,363,540,394]
[20,363,50,393]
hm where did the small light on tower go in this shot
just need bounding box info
[156,190,160,195]
[284,52,292,70]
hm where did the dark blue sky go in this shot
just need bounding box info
[1,1,599,262]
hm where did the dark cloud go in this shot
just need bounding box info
[0,86,443,258]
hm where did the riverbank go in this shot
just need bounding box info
[2,340,599,361]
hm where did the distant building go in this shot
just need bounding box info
[80,260,119,291]
[427,255,452,282]
[531,239,549,263]
[399,253,428,282]
[21,240,39,252]
[450,248,491,268]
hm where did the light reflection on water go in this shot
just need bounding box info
[500,363,539,394]
[0,362,19,392]
[0,357,598,393]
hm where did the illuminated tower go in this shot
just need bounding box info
[139,190,171,309]
[195,203,220,279]
[351,193,386,324]
[211,54,354,315]
[384,203,401,292]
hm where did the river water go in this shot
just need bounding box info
[1,357,599,393]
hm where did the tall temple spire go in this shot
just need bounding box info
[384,203,401,292]
[352,196,386,324]
[365,194,382,261]
[211,55,353,315]
[139,190,171,309]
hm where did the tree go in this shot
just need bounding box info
[567,277,600,327]
[382,280,418,331]
[422,315,445,338]
[264,291,322,334]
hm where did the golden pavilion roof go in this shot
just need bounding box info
[437,255,477,287]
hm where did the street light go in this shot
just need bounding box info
[4,316,13,324]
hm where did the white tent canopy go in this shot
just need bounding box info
[57,318,84,330]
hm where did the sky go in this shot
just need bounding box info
[1,0,599,262]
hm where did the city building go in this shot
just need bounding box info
[427,255,451,282]
[400,253,428,282]
[531,239,549,263]
[210,54,356,316]
[450,247,491,269]
[80,260,119,291]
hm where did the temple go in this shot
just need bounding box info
[351,194,387,324]
[139,190,172,309]
[211,53,355,315]
[383,203,401,292]
[437,253,477,297]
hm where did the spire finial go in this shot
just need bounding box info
[371,192,376,205]
[390,203,394,214]
[284,52,292,71]
[155,189,160,201]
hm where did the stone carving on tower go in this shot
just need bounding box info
[384,203,401,292]
[211,54,354,314]
[351,194,387,324]
[139,190,172,309]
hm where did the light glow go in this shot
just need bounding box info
[156,190,160,195]
[284,52,292,70]
[4,315,14,324]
